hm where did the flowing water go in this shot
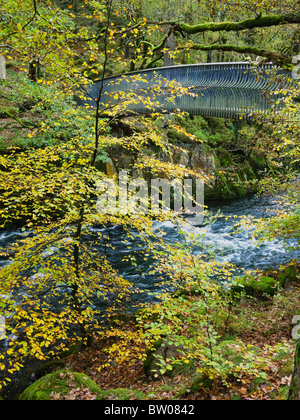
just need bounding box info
[0,194,298,302]
[89,194,299,301]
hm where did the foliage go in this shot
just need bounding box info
[0,0,299,399]
[0,0,202,391]
[94,229,268,386]
[242,75,300,250]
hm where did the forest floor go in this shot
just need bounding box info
[65,282,300,401]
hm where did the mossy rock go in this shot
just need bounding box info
[278,359,294,377]
[249,151,269,171]
[173,284,202,298]
[143,338,188,377]
[240,164,256,181]
[278,267,298,287]
[217,149,234,168]
[191,373,213,391]
[19,369,103,400]
[102,388,146,400]
[167,128,192,142]
[34,359,66,379]
[232,275,281,297]
[143,340,163,376]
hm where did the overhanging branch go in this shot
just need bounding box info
[190,43,292,65]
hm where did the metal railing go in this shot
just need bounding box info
[82,62,292,119]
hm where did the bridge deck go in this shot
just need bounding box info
[82,62,292,119]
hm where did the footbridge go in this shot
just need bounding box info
[84,62,293,119]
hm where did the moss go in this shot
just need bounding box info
[218,150,234,168]
[273,385,290,400]
[288,341,300,400]
[191,43,290,65]
[19,369,103,400]
[231,394,242,400]
[102,388,146,400]
[180,13,300,34]
[249,151,269,171]
[213,172,232,199]
[175,115,209,133]
[191,373,213,390]
[278,267,298,286]
[143,340,163,376]
[205,147,259,200]
[238,163,256,182]
[19,370,147,401]
[250,376,270,392]
[232,275,281,297]
[278,359,294,377]
[167,128,192,142]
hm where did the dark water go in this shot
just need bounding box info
[103,194,297,266]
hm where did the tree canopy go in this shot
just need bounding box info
[0,0,299,400]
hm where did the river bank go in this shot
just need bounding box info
[0,190,299,400]
[2,259,299,400]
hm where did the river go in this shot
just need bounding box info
[89,194,298,302]
[0,194,298,305]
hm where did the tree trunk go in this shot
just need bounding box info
[288,340,300,400]
[0,56,6,79]
[163,26,175,67]
[29,58,40,82]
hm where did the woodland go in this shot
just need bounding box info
[0,0,300,401]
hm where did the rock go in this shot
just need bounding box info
[190,145,216,179]
[289,341,300,400]
[170,145,190,166]
[248,151,269,172]
[278,267,298,288]
[232,275,281,298]
[106,158,118,176]
[19,369,103,400]
[18,368,147,401]
[94,114,271,201]
[143,339,184,377]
